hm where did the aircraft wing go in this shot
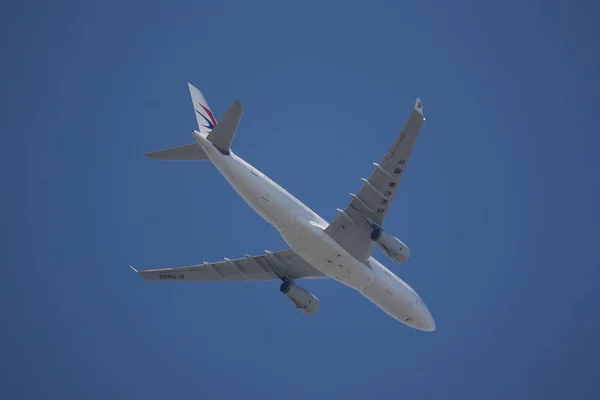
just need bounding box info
[324,98,426,262]
[131,248,326,281]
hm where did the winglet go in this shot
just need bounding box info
[414,98,424,118]
[129,265,138,273]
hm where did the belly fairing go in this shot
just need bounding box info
[283,216,375,290]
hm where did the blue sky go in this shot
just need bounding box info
[2,0,600,398]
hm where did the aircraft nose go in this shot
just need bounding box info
[411,304,436,332]
[422,311,436,331]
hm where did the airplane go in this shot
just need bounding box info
[131,83,435,331]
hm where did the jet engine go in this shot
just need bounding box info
[280,280,320,315]
[371,228,410,264]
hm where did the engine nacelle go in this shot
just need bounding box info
[371,229,410,263]
[280,281,320,315]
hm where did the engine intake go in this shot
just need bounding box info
[280,281,320,315]
[371,228,410,263]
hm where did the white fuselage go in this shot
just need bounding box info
[194,132,435,331]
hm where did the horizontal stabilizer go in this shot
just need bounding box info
[145,143,209,160]
[207,100,243,155]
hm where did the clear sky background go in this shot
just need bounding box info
[2,1,600,399]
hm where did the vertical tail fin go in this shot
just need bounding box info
[188,83,243,155]
[188,83,217,137]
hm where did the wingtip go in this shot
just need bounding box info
[129,265,138,273]
[414,97,424,117]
